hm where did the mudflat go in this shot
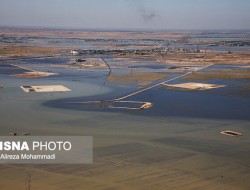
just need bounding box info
[0,28,250,190]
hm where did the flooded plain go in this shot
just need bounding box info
[0,29,250,190]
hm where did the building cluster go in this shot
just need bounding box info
[71,47,205,56]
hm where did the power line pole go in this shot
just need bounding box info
[25,171,31,190]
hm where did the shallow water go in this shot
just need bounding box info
[1,50,250,189]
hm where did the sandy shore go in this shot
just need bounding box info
[0,44,64,57]
[183,69,250,81]
[109,73,169,85]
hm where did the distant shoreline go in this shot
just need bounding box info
[1,25,250,33]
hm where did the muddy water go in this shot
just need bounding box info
[1,56,250,189]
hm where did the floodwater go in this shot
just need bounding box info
[1,56,250,190]
[0,31,250,189]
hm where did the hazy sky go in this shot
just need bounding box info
[1,0,250,30]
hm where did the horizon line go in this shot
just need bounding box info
[1,25,250,33]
